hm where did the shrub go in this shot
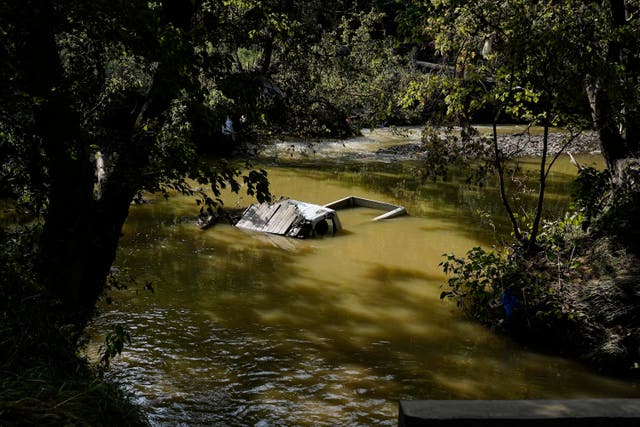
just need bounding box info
[440,212,585,332]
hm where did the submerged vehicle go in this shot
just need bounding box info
[234,196,406,238]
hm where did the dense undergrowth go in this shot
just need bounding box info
[0,361,147,426]
[441,163,640,376]
[0,227,147,426]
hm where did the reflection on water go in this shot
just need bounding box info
[89,139,637,426]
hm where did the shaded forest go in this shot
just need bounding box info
[1,0,639,424]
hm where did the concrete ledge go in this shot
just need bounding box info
[399,399,640,426]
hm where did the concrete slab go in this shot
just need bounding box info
[399,399,640,427]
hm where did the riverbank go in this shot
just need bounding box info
[441,227,640,378]
[376,130,601,158]
[444,155,640,378]
[496,232,640,377]
[0,301,149,427]
[562,236,640,375]
[374,127,640,377]
[0,230,148,426]
[0,360,148,426]
[560,168,640,376]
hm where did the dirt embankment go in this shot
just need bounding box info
[498,132,600,157]
[376,131,601,158]
[560,238,640,376]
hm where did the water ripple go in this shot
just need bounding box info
[91,307,398,426]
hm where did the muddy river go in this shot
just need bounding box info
[89,128,639,426]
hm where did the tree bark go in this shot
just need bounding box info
[589,0,640,174]
[492,121,523,243]
[527,120,549,255]
[16,0,196,335]
[260,33,274,74]
[17,0,107,329]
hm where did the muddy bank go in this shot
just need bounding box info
[552,237,640,376]
[255,127,601,164]
[376,131,601,158]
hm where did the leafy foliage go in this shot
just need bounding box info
[268,9,424,137]
[99,324,132,372]
[419,125,494,183]
[402,0,606,253]
[440,247,515,323]
[0,0,282,330]
[593,163,640,252]
[571,166,612,229]
[440,212,584,331]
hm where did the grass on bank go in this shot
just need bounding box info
[0,362,148,426]
[0,227,148,427]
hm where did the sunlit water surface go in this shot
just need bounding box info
[88,130,638,426]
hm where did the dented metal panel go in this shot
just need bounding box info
[235,199,341,238]
[234,196,405,239]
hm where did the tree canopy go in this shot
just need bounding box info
[2,0,640,421]
[0,0,426,337]
[403,0,640,169]
[1,0,275,333]
[395,0,640,252]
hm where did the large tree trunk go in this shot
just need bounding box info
[588,0,640,174]
[17,0,195,335]
[260,33,274,74]
[16,0,112,330]
[526,120,549,254]
[40,171,135,332]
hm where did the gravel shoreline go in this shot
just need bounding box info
[376,131,601,158]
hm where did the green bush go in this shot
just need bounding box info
[571,166,611,230]
[596,164,640,252]
[0,228,147,426]
[440,211,585,331]
[440,246,530,324]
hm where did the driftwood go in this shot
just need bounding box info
[415,61,455,75]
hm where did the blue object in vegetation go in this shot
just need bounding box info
[501,290,520,320]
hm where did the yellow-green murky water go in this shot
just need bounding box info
[89,132,637,426]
